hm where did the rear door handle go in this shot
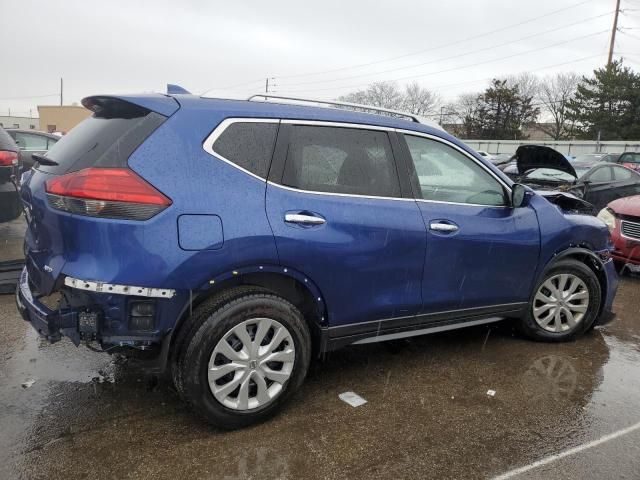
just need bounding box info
[429,222,458,233]
[285,213,326,225]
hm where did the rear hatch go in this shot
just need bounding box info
[21,95,177,295]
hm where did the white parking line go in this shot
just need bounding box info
[492,421,640,480]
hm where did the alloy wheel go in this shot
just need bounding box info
[533,273,590,333]
[208,318,295,410]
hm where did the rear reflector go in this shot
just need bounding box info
[0,150,18,166]
[45,168,171,220]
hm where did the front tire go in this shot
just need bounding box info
[519,259,601,342]
[179,292,311,429]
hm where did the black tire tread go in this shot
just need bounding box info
[170,286,271,398]
[179,292,311,428]
[519,259,602,342]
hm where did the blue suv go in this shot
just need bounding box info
[16,91,618,428]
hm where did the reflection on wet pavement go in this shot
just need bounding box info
[0,277,639,479]
[0,217,26,264]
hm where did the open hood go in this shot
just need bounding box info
[515,145,577,178]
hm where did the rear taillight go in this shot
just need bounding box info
[0,150,18,166]
[45,168,171,220]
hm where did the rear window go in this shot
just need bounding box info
[620,152,640,164]
[38,107,166,175]
[211,122,278,178]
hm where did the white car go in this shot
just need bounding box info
[476,150,494,160]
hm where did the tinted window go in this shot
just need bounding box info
[40,110,165,175]
[212,122,278,178]
[405,135,506,206]
[13,132,48,151]
[587,167,611,183]
[611,166,636,181]
[620,152,640,164]
[281,125,400,198]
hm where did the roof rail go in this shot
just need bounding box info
[247,94,421,123]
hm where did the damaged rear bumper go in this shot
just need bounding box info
[16,267,81,344]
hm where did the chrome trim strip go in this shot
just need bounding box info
[267,181,415,202]
[329,302,526,331]
[202,117,512,207]
[280,119,395,131]
[353,316,504,344]
[64,276,176,299]
[620,220,640,241]
[202,118,280,182]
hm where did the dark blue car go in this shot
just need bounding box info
[16,91,618,428]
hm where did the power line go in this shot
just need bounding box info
[211,0,596,91]
[273,0,595,81]
[280,30,610,94]
[278,11,613,88]
[0,93,58,100]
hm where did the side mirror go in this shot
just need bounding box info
[511,183,527,208]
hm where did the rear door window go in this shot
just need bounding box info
[13,132,48,151]
[281,125,401,198]
[39,105,166,175]
[211,122,278,178]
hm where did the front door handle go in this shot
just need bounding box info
[285,213,326,225]
[429,222,458,233]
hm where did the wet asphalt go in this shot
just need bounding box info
[1,275,639,480]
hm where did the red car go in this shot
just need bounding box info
[597,195,640,272]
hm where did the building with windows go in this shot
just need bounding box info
[37,105,90,134]
[0,115,39,130]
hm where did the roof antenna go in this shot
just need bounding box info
[167,84,191,95]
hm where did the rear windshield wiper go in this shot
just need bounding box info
[32,153,58,166]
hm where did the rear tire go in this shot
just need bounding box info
[178,292,311,429]
[519,259,601,342]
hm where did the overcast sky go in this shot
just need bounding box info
[1,0,637,117]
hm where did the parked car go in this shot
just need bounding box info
[476,150,494,160]
[617,152,640,172]
[597,195,640,273]
[490,152,513,167]
[0,127,21,223]
[571,153,621,163]
[6,129,59,173]
[16,92,618,429]
[503,145,640,212]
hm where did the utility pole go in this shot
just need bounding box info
[439,106,445,125]
[607,0,621,67]
[60,77,63,106]
[265,77,276,94]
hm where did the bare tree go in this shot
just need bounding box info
[506,72,540,101]
[445,93,481,137]
[400,82,441,116]
[537,72,579,140]
[339,81,439,117]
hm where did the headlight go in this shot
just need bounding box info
[596,208,616,231]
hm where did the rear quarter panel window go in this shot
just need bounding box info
[211,122,278,178]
